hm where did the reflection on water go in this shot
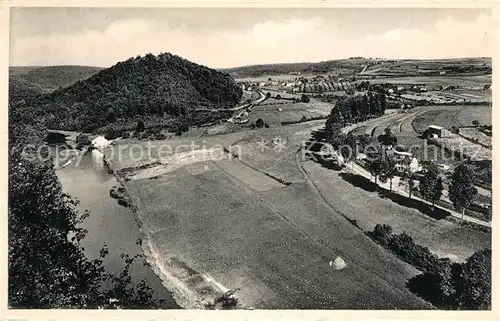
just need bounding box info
[55,149,178,308]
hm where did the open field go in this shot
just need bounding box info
[410,105,492,161]
[359,75,491,88]
[401,90,491,104]
[348,110,418,137]
[235,74,313,82]
[122,156,429,309]
[302,161,490,262]
[432,135,491,161]
[239,90,261,104]
[247,99,333,126]
[104,118,434,308]
[455,107,492,126]
[99,82,492,309]
[411,105,491,132]
[459,128,492,148]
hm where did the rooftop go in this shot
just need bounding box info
[428,125,444,130]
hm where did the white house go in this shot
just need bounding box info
[91,135,111,152]
[391,150,419,173]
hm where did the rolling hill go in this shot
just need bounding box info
[9,65,104,92]
[223,57,492,79]
[10,53,243,133]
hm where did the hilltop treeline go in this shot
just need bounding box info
[224,57,492,79]
[10,65,104,92]
[224,59,363,78]
[11,53,242,132]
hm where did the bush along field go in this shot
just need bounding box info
[367,224,491,310]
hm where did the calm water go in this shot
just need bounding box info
[55,148,178,308]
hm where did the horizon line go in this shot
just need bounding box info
[9,55,492,70]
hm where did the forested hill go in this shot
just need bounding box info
[8,77,45,105]
[10,65,104,92]
[12,53,242,132]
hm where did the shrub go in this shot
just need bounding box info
[136,120,145,132]
[301,94,310,103]
[75,134,91,150]
[255,118,265,128]
[104,129,123,140]
[368,224,439,273]
[153,133,166,140]
[370,224,393,247]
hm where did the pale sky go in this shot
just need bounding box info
[9,8,494,68]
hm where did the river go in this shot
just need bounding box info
[54,147,179,308]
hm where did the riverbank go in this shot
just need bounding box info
[56,148,179,308]
[107,150,248,309]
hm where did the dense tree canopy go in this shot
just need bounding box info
[11,53,242,133]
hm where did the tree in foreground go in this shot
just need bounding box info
[419,162,443,209]
[9,135,165,308]
[301,94,310,103]
[454,249,491,309]
[449,163,478,219]
[408,248,491,310]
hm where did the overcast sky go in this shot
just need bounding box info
[9,8,494,68]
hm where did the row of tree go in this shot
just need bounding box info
[369,224,491,309]
[417,162,478,218]
[325,92,387,142]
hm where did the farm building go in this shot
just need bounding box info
[427,125,452,138]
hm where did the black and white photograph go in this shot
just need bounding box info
[3,3,496,315]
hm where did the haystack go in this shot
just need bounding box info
[329,256,346,270]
